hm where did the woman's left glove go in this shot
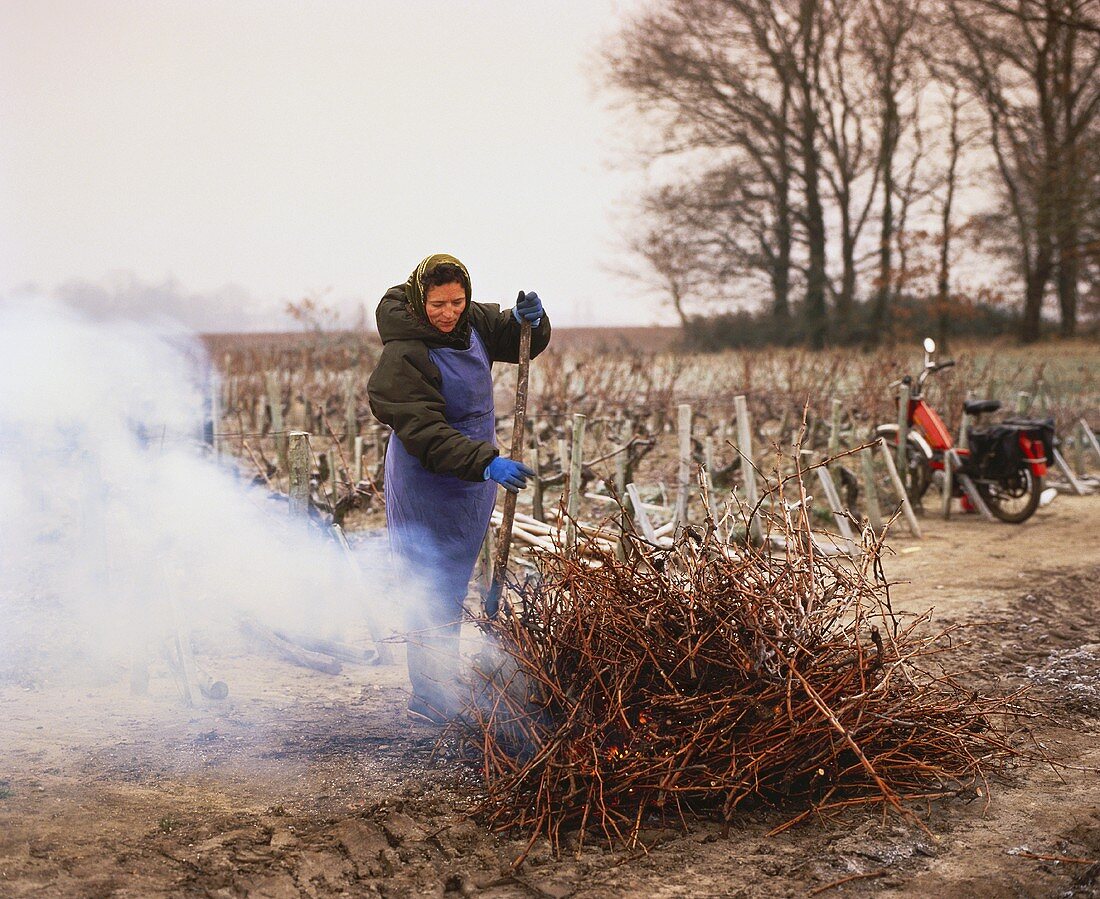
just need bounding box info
[485,457,534,493]
[513,290,543,327]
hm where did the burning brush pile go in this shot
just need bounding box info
[463,500,1027,854]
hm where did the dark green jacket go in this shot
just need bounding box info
[367,286,551,481]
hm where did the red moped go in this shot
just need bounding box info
[874,338,1052,523]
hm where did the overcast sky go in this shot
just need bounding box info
[0,0,666,331]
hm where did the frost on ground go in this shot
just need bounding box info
[1026,643,1100,716]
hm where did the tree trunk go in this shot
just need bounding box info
[774,88,793,323]
[773,225,792,322]
[838,210,857,330]
[1021,247,1052,343]
[1056,231,1079,337]
[799,0,828,348]
[871,78,899,344]
[936,89,962,354]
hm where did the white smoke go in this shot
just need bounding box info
[0,295,407,687]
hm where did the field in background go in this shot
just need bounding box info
[199,330,1097,520]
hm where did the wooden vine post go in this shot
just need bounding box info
[828,398,842,458]
[530,423,545,523]
[896,382,910,493]
[266,372,288,475]
[859,447,884,533]
[344,372,357,457]
[674,404,692,531]
[734,395,764,545]
[566,413,587,549]
[288,431,311,516]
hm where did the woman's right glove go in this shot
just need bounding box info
[485,456,534,493]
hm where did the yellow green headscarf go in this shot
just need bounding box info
[403,253,473,327]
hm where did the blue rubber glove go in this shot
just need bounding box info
[485,456,534,493]
[512,290,543,327]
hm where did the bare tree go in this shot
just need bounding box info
[603,0,804,327]
[817,0,881,328]
[945,0,1100,340]
[791,0,831,346]
[934,85,971,349]
[617,187,712,329]
[856,0,925,343]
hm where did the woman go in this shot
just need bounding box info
[367,253,551,723]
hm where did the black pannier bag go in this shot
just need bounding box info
[967,425,1024,480]
[966,418,1055,480]
[1001,417,1056,464]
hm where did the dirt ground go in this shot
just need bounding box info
[2,494,1099,898]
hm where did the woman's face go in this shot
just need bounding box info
[424,281,467,333]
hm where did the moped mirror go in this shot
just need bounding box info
[923,337,936,354]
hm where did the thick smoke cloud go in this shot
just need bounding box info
[0,295,407,684]
[50,271,289,333]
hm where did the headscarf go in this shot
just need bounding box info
[403,253,473,337]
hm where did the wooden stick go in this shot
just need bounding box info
[1081,418,1100,463]
[734,395,764,545]
[877,438,922,537]
[946,448,996,521]
[266,372,288,475]
[703,435,727,544]
[239,615,342,674]
[958,400,972,452]
[164,567,198,707]
[344,372,358,457]
[273,629,376,664]
[487,321,532,618]
[1052,447,1087,495]
[353,435,364,483]
[193,662,229,700]
[332,524,395,664]
[809,869,888,895]
[860,446,884,533]
[815,466,858,555]
[161,638,194,706]
[586,492,670,514]
[673,404,692,531]
[828,398,841,457]
[210,373,223,458]
[896,383,910,491]
[626,483,659,543]
[566,413,587,549]
[941,444,954,520]
[288,431,311,516]
[530,424,545,522]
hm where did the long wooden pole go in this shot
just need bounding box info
[486,321,532,619]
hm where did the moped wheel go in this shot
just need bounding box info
[872,425,932,503]
[976,465,1042,523]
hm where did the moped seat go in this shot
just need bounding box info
[964,399,1001,415]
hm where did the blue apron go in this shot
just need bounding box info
[384,327,497,624]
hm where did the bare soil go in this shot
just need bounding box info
[2,496,1099,898]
